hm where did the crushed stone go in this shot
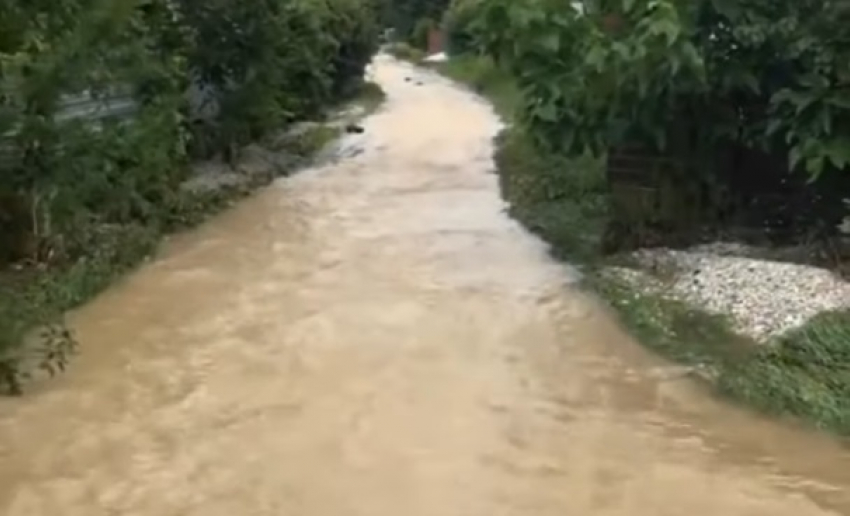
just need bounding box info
[606,243,850,340]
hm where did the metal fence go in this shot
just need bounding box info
[0,89,140,169]
[0,77,221,170]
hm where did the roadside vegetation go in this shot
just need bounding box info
[0,0,384,394]
[386,0,850,436]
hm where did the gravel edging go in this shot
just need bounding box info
[606,243,850,340]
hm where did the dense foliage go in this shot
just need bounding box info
[442,0,483,54]
[469,0,850,180]
[182,0,380,158]
[0,0,380,393]
[383,0,451,45]
[443,0,850,436]
[1,0,186,259]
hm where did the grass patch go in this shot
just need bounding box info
[435,52,850,436]
[352,81,387,114]
[0,184,255,394]
[0,223,159,394]
[717,311,850,434]
[433,56,521,117]
[385,42,426,63]
[278,124,341,158]
[493,129,608,263]
[588,273,753,368]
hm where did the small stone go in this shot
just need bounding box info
[604,241,850,340]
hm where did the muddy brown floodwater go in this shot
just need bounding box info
[2,55,850,515]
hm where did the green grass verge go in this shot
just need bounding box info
[588,274,753,368]
[385,42,426,64]
[435,53,850,436]
[0,82,385,395]
[718,311,850,434]
[353,80,388,113]
[0,177,266,394]
[435,56,521,118]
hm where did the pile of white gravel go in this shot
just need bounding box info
[607,242,850,340]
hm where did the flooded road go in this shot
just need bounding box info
[2,55,850,515]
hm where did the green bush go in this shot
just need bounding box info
[435,55,517,115]
[387,42,426,62]
[470,0,850,179]
[326,0,382,98]
[495,129,609,263]
[382,0,451,42]
[0,0,382,393]
[180,0,381,159]
[435,54,608,262]
[442,0,480,55]
[439,46,850,437]
[410,17,436,50]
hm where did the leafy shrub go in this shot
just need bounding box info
[325,0,382,98]
[470,0,850,179]
[442,0,481,55]
[387,42,426,62]
[436,54,608,260]
[180,0,380,159]
[410,17,436,50]
[382,0,451,42]
[0,0,382,393]
[436,55,517,113]
[1,0,188,245]
[447,0,850,436]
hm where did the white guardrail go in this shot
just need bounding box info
[0,78,218,168]
[0,89,139,168]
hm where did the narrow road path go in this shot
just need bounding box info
[1,56,849,515]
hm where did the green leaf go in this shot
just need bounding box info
[789,145,803,170]
[798,73,829,89]
[739,70,760,94]
[652,125,667,150]
[825,94,850,110]
[562,128,576,153]
[585,45,606,71]
[534,101,558,122]
[539,32,560,52]
[771,88,819,115]
[825,137,850,170]
[709,0,741,18]
[680,43,705,80]
[821,109,833,136]
[611,41,630,59]
[766,118,783,137]
[805,156,825,179]
[651,19,680,46]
